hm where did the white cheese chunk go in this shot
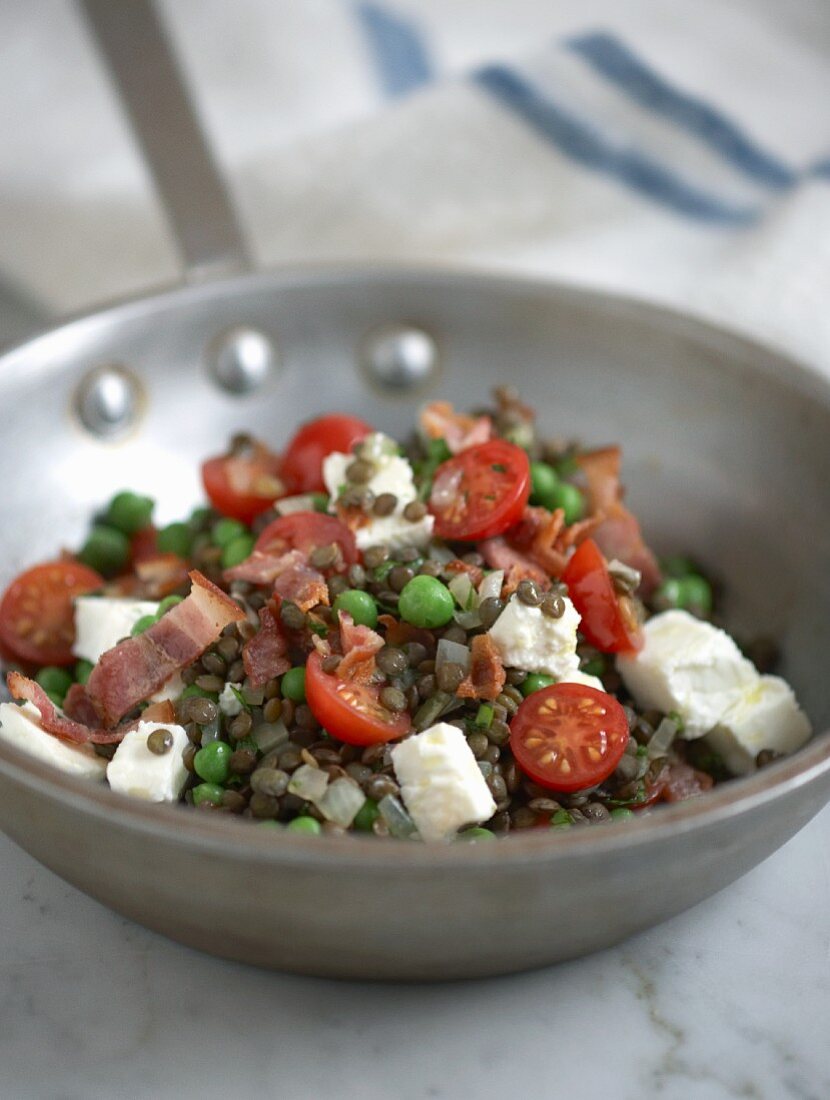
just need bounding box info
[107,721,190,802]
[617,610,757,738]
[487,595,581,680]
[704,675,811,775]
[352,511,434,552]
[73,597,159,664]
[150,671,185,705]
[560,669,605,692]
[219,682,244,717]
[391,722,496,841]
[0,702,107,780]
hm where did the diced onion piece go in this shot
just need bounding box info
[287,763,329,803]
[276,494,318,515]
[607,558,642,593]
[436,637,472,675]
[478,569,504,601]
[378,793,418,838]
[426,543,455,564]
[448,572,476,610]
[453,609,482,630]
[252,718,289,753]
[318,777,366,827]
[647,717,678,759]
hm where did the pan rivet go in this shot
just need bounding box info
[75,365,141,439]
[362,324,438,393]
[208,326,277,395]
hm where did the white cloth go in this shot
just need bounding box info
[0,0,829,372]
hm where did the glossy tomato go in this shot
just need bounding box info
[428,440,530,541]
[0,561,103,666]
[254,512,357,567]
[510,682,629,792]
[305,651,411,745]
[201,440,283,524]
[562,538,642,654]
[281,414,372,494]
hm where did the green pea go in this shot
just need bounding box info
[36,666,73,702]
[286,815,322,835]
[105,490,154,536]
[398,575,455,629]
[211,518,248,549]
[353,798,379,832]
[458,827,496,842]
[548,482,584,525]
[334,589,378,629]
[78,524,130,577]
[130,614,157,637]
[157,522,192,558]
[681,574,713,616]
[157,594,183,617]
[194,741,232,784]
[221,534,255,570]
[311,493,330,513]
[192,782,225,807]
[74,659,94,686]
[520,672,556,697]
[281,667,306,703]
[529,461,560,509]
[610,807,635,821]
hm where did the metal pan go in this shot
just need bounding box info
[0,1,827,980]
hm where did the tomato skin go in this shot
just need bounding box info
[201,442,283,524]
[510,682,629,792]
[429,440,531,541]
[281,414,372,494]
[0,561,104,666]
[562,538,642,654]
[254,512,357,566]
[305,652,411,746]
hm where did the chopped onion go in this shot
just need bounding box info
[252,717,289,753]
[426,543,455,564]
[608,559,642,593]
[448,572,476,610]
[436,637,471,675]
[478,570,504,601]
[287,763,329,803]
[647,717,678,759]
[276,494,317,515]
[430,466,463,509]
[378,793,418,838]
[453,608,482,630]
[318,778,366,827]
[199,718,221,746]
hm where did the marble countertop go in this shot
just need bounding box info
[1,807,828,1100]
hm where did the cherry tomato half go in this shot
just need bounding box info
[562,538,642,654]
[305,651,412,746]
[510,682,629,792]
[281,414,373,495]
[254,512,357,567]
[201,440,283,524]
[0,561,104,666]
[429,440,530,541]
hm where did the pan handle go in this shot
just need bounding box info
[79,0,250,282]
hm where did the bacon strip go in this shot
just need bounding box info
[419,400,492,454]
[86,571,244,727]
[338,613,384,684]
[479,537,549,593]
[7,673,138,744]
[225,548,305,586]
[271,562,328,612]
[242,603,291,687]
[456,634,506,701]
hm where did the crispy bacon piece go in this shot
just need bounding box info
[419,400,492,455]
[224,548,305,586]
[242,603,291,687]
[85,571,244,727]
[7,672,136,744]
[337,613,384,684]
[444,558,484,588]
[134,554,191,599]
[659,762,714,803]
[480,506,600,593]
[377,614,434,652]
[479,538,550,594]
[577,447,661,596]
[456,634,506,701]
[271,562,328,612]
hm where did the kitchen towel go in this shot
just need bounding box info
[1,0,829,372]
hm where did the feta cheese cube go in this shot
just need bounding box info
[107,722,190,802]
[704,675,811,775]
[352,511,434,552]
[219,682,244,717]
[617,610,757,738]
[73,597,159,664]
[0,702,107,780]
[560,669,605,692]
[391,722,496,841]
[487,595,581,680]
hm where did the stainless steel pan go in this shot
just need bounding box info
[0,1,827,980]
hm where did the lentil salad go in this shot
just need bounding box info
[0,388,812,840]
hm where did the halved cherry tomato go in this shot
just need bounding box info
[562,538,642,654]
[429,440,530,541]
[510,682,629,792]
[281,414,372,494]
[305,651,411,745]
[254,512,357,566]
[0,561,104,666]
[201,440,283,524]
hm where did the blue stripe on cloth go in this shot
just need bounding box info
[567,31,797,190]
[474,64,758,225]
[356,3,433,98]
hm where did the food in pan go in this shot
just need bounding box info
[0,389,811,840]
